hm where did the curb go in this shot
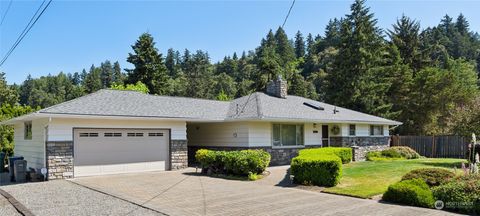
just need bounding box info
[0,188,35,216]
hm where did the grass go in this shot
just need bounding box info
[322,158,465,199]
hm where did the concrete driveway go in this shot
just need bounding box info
[72,167,457,216]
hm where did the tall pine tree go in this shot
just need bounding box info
[327,0,390,116]
[126,33,169,95]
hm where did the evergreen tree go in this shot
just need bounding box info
[185,50,215,98]
[274,27,296,67]
[126,33,170,95]
[71,72,81,85]
[165,48,176,77]
[294,31,305,59]
[214,73,237,100]
[84,65,102,93]
[306,33,315,55]
[388,15,421,69]
[112,61,124,85]
[320,18,342,49]
[100,60,114,88]
[327,0,390,116]
[455,13,469,35]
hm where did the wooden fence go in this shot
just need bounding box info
[390,135,469,158]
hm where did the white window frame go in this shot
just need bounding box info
[24,121,32,140]
[272,123,304,148]
[349,124,356,136]
[370,125,384,136]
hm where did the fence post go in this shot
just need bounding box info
[432,135,436,158]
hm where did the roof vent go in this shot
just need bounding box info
[333,106,339,114]
[303,102,324,110]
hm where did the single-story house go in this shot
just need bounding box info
[1,77,401,179]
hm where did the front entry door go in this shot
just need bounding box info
[322,125,329,147]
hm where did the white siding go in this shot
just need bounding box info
[247,122,271,147]
[47,118,187,141]
[304,123,322,146]
[187,122,248,147]
[13,118,48,170]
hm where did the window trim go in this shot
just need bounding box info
[24,121,32,140]
[349,124,356,136]
[271,123,305,148]
[369,125,384,136]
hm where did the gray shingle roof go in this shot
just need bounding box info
[37,89,401,125]
[227,92,401,125]
[39,89,230,120]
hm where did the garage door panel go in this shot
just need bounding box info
[74,128,169,177]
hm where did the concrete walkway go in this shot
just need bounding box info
[72,168,458,216]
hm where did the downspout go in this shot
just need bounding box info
[43,117,52,170]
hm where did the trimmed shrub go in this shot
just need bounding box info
[382,178,435,208]
[195,149,271,176]
[367,146,420,161]
[432,174,480,214]
[299,147,352,164]
[290,154,342,187]
[391,146,420,159]
[402,168,455,187]
[380,148,403,158]
[291,147,349,187]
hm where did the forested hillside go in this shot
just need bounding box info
[1,0,480,155]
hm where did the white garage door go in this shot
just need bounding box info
[74,128,169,177]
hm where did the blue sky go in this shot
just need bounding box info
[1,0,479,84]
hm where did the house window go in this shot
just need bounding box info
[272,124,304,147]
[24,121,32,140]
[370,125,384,136]
[349,124,356,136]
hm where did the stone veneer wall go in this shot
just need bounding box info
[170,140,188,170]
[188,145,322,166]
[330,136,390,161]
[46,141,74,180]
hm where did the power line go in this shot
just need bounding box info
[0,0,52,67]
[282,0,296,28]
[0,0,13,26]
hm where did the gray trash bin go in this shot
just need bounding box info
[13,160,27,183]
[8,156,24,181]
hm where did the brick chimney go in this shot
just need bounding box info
[266,75,287,98]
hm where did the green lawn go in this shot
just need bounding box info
[323,158,465,199]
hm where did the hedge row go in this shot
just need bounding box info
[291,147,352,187]
[367,146,420,161]
[384,168,480,214]
[195,149,271,176]
[298,147,352,164]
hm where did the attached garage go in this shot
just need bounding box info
[73,128,170,177]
